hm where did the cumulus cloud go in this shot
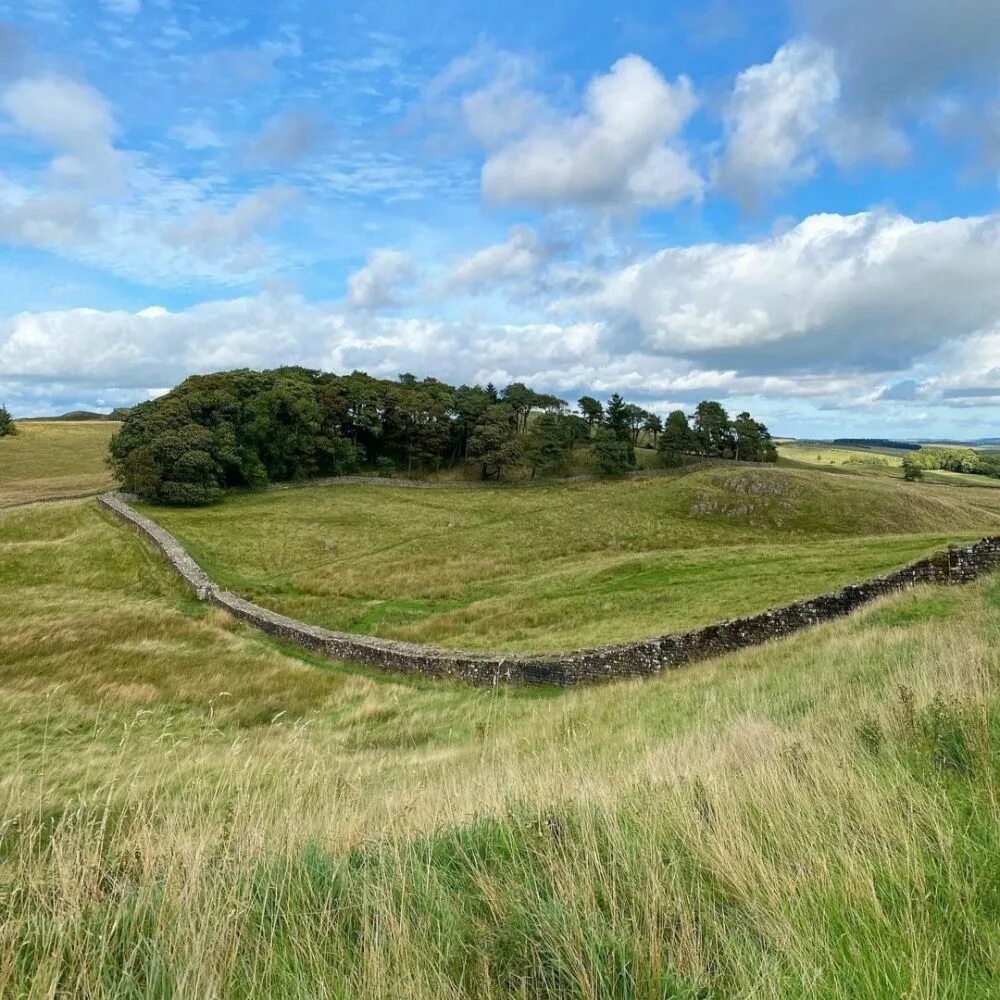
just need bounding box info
[5,260,1000,435]
[2,74,123,190]
[445,226,554,294]
[469,55,702,210]
[566,209,1000,374]
[346,249,417,310]
[715,39,839,206]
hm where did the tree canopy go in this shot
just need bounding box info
[109,365,779,503]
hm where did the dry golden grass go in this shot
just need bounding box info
[0,420,118,504]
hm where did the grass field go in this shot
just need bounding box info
[0,420,118,504]
[7,424,1000,994]
[140,464,1000,651]
[4,496,1000,995]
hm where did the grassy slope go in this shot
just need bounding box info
[0,420,118,504]
[141,464,1000,652]
[3,499,1000,995]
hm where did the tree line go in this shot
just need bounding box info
[108,367,777,504]
[901,446,1000,481]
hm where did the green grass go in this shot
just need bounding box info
[4,498,1000,995]
[0,419,119,504]
[139,463,1000,652]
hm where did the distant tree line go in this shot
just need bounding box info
[902,446,1000,481]
[108,367,777,504]
[833,438,921,452]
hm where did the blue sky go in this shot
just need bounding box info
[2,0,1000,437]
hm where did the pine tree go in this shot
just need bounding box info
[0,403,16,438]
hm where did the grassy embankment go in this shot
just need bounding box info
[140,464,1000,652]
[3,496,1000,996]
[0,420,118,505]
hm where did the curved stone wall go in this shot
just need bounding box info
[98,490,1000,687]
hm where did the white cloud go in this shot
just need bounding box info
[2,74,123,189]
[476,55,703,210]
[566,208,1000,373]
[0,174,95,246]
[715,39,839,207]
[0,68,300,288]
[446,226,552,293]
[346,249,417,310]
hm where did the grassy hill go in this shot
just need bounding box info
[140,464,1000,652]
[3,496,1000,995]
[0,420,119,504]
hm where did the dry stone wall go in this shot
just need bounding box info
[98,491,1000,687]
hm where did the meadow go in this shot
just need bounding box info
[140,463,1000,652]
[4,495,1000,996]
[0,420,118,505]
[5,426,1000,995]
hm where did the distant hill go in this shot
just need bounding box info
[832,438,921,451]
[21,408,130,422]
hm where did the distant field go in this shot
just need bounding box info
[778,442,903,468]
[140,464,1000,652]
[0,420,118,504]
[778,441,1000,489]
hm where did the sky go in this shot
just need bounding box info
[1,0,1000,437]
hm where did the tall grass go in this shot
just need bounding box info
[3,499,1000,994]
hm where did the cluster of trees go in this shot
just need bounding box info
[108,366,777,504]
[656,401,778,466]
[902,446,1000,481]
[110,368,586,503]
[0,404,15,437]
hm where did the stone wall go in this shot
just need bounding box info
[98,491,1000,687]
[99,492,214,599]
